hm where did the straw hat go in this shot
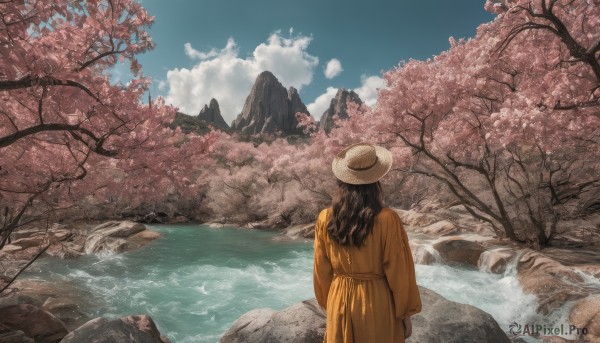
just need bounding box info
[332,143,393,185]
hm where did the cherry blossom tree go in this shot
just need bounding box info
[180,1,597,250]
[203,100,419,227]
[63,123,220,222]
[0,0,216,249]
[373,0,599,247]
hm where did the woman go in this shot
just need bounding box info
[313,142,422,343]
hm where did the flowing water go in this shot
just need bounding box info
[23,224,572,342]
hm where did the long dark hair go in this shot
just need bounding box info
[326,179,384,247]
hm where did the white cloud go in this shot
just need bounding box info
[354,75,386,107]
[307,87,338,119]
[165,31,319,124]
[324,58,343,79]
[184,40,235,60]
[157,80,167,91]
[307,75,387,121]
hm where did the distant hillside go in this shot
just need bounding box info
[169,114,231,135]
[169,98,230,135]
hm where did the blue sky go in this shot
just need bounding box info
[129,0,495,124]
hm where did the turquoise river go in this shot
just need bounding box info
[23,224,557,342]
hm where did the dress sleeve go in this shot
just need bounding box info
[382,210,422,319]
[313,209,333,310]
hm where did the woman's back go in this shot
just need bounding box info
[313,207,421,343]
[324,207,395,276]
[313,142,421,342]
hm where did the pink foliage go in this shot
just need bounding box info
[371,0,600,245]
[207,0,599,247]
[2,0,597,250]
[0,1,216,236]
[295,112,318,135]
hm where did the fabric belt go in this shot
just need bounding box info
[333,272,385,281]
[333,272,385,341]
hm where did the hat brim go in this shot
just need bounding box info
[332,144,393,185]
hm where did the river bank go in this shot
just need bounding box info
[1,205,599,342]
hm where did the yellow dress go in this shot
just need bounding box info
[313,207,422,343]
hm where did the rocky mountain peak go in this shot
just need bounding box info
[209,98,219,108]
[231,71,310,135]
[256,70,278,84]
[198,98,229,130]
[319,89,363,134]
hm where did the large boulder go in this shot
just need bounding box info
[84,221,154,254]
[1,279,95,331]
[10,224,73,242]
[220,286,510,343]
[220,300,324,343]
[394,208,494,235]
[477,248,517,274]
[10,237,46,250]
[575,264,600,281]
[409,241,441,265]
[517,250,590,314]
[419,220,459,236]
[59,315,169,343]
[0,245,42,263]
[396,209,440,228]
[0,323,35,343]
[45,242,84,259]
[433,238,485,266]
[276,224,315,241]
[42,297,90,331]
[569,295,600,343]
[408,287,510,343]
[5,224,86,261]
[0,304,68,343]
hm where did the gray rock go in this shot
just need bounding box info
[45,242,84,259]
[0,295,42,308]
[198,98,229,130]
[9,228,50,241]
[477,248,517,274]
[279,224,315,240]
[0,304,68,343]
[220,300,324,343]
[1,279,95,333]
[319,89,362,134]
[409,241,441,265]
[59,315,168,343]
[409,287,510,343]
[517,250,589,315]
[0,324,35,343]
[220,309,278,343]
[231,71,310,135]
[84,221,146,254]
[10,237,45,249]
[5,279,92,308]
[43,297,90,331]
[220,286,510,343]
[433,238,485,266]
